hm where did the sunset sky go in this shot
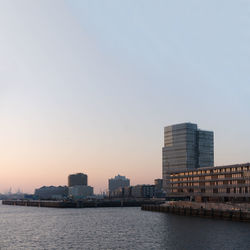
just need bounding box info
[0,0,249,193]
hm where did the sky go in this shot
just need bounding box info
[0,0,249,193]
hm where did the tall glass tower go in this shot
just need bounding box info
[162,123,214,191]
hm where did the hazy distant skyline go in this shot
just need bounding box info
[0,1,249,193]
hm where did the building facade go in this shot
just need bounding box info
[108,175,130,193]
[131,185,155,198]
[68,185,94,199]
[154,179,165,198]
[162,123,214,191]
[109,185,155,199]
[68,173,88,187]
[197,130,214,168]
[34,186,68,200]
[154,179,163,191]
[168,163,250,202]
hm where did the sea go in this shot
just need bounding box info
[0,203,250,250]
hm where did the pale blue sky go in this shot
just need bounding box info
[0,0,249,193]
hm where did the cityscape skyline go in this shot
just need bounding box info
[1,2,250,250]
[1,1,250,193]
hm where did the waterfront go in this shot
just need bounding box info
[0,204,250,249]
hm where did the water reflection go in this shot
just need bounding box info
[0,204,250,249]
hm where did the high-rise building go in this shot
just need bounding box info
[108,175,130,193]
[162,123,214,191]
[197,130,214,168]
[68,173,87,187]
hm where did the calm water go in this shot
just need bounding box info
[0,203,250,250]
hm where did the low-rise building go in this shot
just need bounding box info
[155,179,163,191]
[168,163,250,202]
[68,185,94,199]
[109,187,124,198]
[154,179,165,198]
[108,175,130,193]
[123,186,132,197]
[34,186,68,200]
[109,186,132,198]
[109,185,155,199]
[131,185,155,198]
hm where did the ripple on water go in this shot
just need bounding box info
[0,204,250,249]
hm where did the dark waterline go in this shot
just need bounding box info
[0,203,250,249]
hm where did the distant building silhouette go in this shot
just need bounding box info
[154,179,163,191]
[68,185,94,199]
[108,174,130,193]
[68,173,87,187]
[154,179,165,198]
[68,172,94,198]
[109,185,155,198]
[34,186,68,200]
[131,185,155,198]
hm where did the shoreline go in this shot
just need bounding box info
[2,199,164,208]
[141,201,250,222]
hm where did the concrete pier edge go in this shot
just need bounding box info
[141,204,250,222]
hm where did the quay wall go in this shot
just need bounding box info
[141,203,250,222]
[2,200,76,208]
[2,199,164,208]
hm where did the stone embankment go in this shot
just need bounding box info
[2,199,164,208]
[2,200,76,208]
[141,201,250,222]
